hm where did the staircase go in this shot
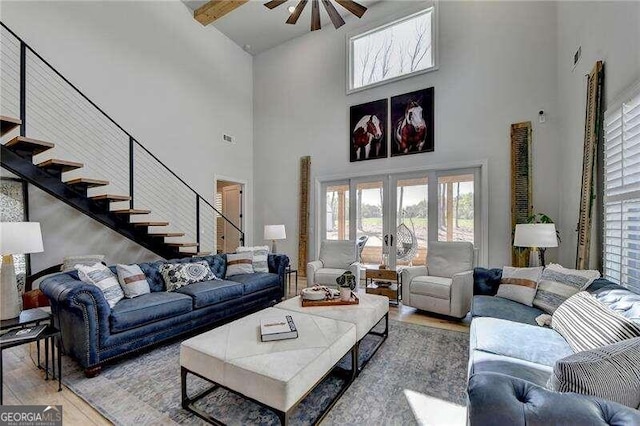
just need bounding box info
[0,24,244,259]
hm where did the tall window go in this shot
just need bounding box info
[348,7,437,93]
[604,85,640,291]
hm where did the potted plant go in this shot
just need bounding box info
[336,271,357,301]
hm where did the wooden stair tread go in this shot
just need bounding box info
[192,252,213,256]
[90,194,131,202]
[5,136,54,155]
[37,158,83,172]
[0,116,21,136]
[112,209,151,215]
[148,232,184,237]
[166,242,199,247]
[65,177,110,188]
[134,221,169,227]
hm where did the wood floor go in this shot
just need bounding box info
[2,278,469,425]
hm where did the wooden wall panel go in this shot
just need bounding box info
[511,121,533,266]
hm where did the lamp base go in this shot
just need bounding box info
[1,254,21,320]
[271,240,277,254]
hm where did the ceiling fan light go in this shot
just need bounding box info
[288,6,296,13]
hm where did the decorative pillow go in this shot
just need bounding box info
[552,291,640,353]
[532,263,600,314]
[159,261,216,292]
[226,253,253,277]
[236,246,269,273]
[496,266,542,306]
[116,264,150,298]
[75,263,124,308]
[547,337,640,408]
[62,255,105,272]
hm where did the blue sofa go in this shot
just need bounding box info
[467,268,640,425]
[40,254,289,376]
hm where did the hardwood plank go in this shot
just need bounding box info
[36,159,83,173]
[148,232,184,237]
[133,221,169,227]
[89,194,131,202]
[112,209,151,215]
[194,0,249,25]
[166,242,199,247]
[0,115,21,136]
[5,136,55,155]
[65,178,110,188]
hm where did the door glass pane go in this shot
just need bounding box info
[356,181,384,265]
[325,184,349,240]
[396,177,428,266]
[438,174,475,243]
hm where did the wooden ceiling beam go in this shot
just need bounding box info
[194,0,249,26]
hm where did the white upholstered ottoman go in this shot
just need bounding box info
[180,307,357,425]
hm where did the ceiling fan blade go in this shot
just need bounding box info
[321,0,345,29]
[334,0,367,18]
[264,0,288,9]
[286,0,307,24]
[311,0,321,31]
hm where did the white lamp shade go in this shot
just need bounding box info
[0,222,44,255]
[514,223,558,248]
[264,224,286,240]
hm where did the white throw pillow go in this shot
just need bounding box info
[496,266,543,306]
[75,263,124,308]
[62,254,105,272]
[236,246,269,273]
[226,253,253,277]
[116,264,151,298]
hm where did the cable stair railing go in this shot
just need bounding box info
[0,23,244,259]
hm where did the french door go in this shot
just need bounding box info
[321,168,480,268]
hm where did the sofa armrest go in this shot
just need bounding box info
[450,270,473,318]
[306,260,323,287]
[400,266,428,307]
[268,254,290,297]
[468,372,640,426]
[39,272,111,369]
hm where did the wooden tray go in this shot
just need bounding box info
[301,293,359,307]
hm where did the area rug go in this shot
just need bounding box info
[62,320,469,425]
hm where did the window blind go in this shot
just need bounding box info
[604,87,640,291]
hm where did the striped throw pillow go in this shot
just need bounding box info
[552,291,640,353]
[76,263,124,308]
[533,263,600,314]
[116,264,150,298]
[496,266,542,306]
[226,253,253,277]
[548,337,640,408]
[236,246,269,273]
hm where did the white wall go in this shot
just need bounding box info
[1,1,255,269]
[556,1,640,267]
[253,1,560,268]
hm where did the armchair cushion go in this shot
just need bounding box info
[315,268,348,286]
[411,276,452,299]
[318,240,357,270]
[427,241,473,278]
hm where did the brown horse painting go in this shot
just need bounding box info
[394,101,427,154]
[353,114,384,160]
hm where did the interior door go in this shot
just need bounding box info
[222,185,242,252]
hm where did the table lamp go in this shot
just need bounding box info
[1,222,44,320]
[513,223,558,267]
[264,224,286,254]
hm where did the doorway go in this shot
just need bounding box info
[215,180,244,253]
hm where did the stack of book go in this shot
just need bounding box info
[260,315,298,342]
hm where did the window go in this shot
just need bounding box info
[348,7,437,93]
[604,85,640,291]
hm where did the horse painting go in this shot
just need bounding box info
[391,88,434,157]
[349,99,388,162]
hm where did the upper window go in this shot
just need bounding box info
[348,7,437,93]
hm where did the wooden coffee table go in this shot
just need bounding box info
[365,268,401,305]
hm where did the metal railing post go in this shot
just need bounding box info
[129,137,134,209]
[196,196,200,248]
[19,41,26,136]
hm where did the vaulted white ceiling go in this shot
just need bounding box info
[183,0,381,55]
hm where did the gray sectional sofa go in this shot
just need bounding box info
[467,268,640,425]
[40,254,289,376]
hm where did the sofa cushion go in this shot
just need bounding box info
[176,280,243,309]
[110,292,193,333]
[315,268,347,286]
[411,276,452,299]
[469,350,552,387]
[227,272,280,295]
[472,295,544,325]
[470,317,573,367]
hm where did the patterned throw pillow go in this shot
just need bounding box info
[236,246,269,273]
[532,263,600,314]
[552,291,640,353]
[159,261,216,292]
[116,264,151,298]
[75,263,124,308]
[496,266,542,306]
[62,255,105,272]
[226,253,253,277]
[548,337,640,408]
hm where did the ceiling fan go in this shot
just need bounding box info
[264,0,367,31]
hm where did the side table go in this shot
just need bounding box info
[365,268,401,305]
[285,267,298,296]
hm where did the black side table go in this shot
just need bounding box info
[1,308,52,367]
[285,267,298,296]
